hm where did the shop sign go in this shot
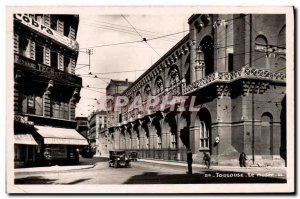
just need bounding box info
[14,14,78,50]
[14,115,28,124]
[14,54,81,86]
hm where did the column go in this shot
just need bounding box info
[214,16,228,72]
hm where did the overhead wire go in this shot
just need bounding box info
[121,15,161,57]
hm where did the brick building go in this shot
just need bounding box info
[107,14,286,166]
[13,14,88,167]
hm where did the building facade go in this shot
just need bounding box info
[14,14,88,167]
[107,14,286,166]
[76,117,88,138]
[87,110,108,156]
[96,79,133,157]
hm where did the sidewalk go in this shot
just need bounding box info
[14,164,96,174]
[139,158,286,171]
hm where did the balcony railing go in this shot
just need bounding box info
[184,67,286,94]
[120,67,286,123]
[14,53,82,87]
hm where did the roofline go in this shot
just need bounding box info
[121,33,190,95]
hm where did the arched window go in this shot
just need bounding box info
[169,66,180,85]
[197,108,211,151]
[278,25,286,48]
[155,76,164,95]
[261,112,273,155]
[200,36,214,76]
[255,35,268,47]
[255,34,268,69]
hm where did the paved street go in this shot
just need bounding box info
[15,158,286,184]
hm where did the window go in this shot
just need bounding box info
[64,24,70,37]
[51,101,69,120]
[22,94,43,116]
[64,56,71,73]
[228,53,233,72]
[199,121,210,149]
[50,16,57,30]
[18,37,30,57]
[35,15,43,23]
[35,44,44,63]
[50,51,58,68]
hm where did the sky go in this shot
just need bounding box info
[75,14,191,117]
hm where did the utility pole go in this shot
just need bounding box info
[86,48,93,71]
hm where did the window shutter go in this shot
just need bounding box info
[70,58,76,74]
[30,40,35,60]
[69,26,76,40]
[44,47,50,66]
[14,34,19,54]
[57,19,64,34]
[58,53,64,71]
[43,14,50,27]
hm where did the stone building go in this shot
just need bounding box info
[107,14,286,166]
[76,117,88,138]
[96,79,132,157]
[87,110,108,156]
[13,14,88,167]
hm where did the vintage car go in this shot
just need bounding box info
[129,151,139,161]
[108,150,131,168]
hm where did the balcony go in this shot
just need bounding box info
[120,67,286,123]
[14,53,82,87]
[184,67,286,95]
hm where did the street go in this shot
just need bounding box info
[15,157,287,184]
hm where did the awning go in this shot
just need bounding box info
[14,134,38,145]
[35,125,88,146]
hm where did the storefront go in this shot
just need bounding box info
[34,125,88,165]
[14,134,38,168]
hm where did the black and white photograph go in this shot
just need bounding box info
[6,6,294,193]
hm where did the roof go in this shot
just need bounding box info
[106,79,133,89]
[122,33,190,95]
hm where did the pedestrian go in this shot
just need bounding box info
[239,152,247,167]
[186,148,193,174]
[203,152,211,169]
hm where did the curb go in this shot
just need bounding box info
[14,164,96,174]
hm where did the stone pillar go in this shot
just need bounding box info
[214,16,228,72]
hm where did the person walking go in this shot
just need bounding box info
[239,152,247,167]
[186,148,193,174]
[203,152,211,169]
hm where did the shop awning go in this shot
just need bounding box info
[14,134,38,145]
[34,125,88,146]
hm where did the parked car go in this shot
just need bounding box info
[108,150,131,168]
[129,151,139,161]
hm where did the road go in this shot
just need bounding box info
[15,157,287,184]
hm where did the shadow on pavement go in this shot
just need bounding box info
[78,156,108,165]
[61,178,91,184]
[123,170,287,184]
[14,176,57,184]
